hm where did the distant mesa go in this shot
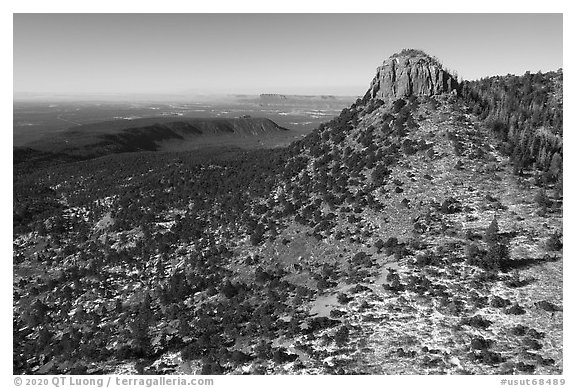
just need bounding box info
[22,117,289,160]
[258,94,341,101]
[260,94,288,100]
[368,49,459,100]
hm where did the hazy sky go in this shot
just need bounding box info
[13,13,563,96]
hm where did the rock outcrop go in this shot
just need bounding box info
[368,50,459,100]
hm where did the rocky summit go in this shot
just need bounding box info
[368,49,459,100]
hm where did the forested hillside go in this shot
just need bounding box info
[461,70,563,184]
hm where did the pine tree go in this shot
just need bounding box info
[484,217,499,245]
[548,152,562,179]
[535,188,552,211]
[485,242,509,271]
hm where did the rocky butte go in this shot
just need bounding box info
[368,49,460,100]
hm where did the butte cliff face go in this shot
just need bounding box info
[368,50,459,100]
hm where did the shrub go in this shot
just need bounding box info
[334,326,350,346]
[505,303,526,315]
[392,99,407,114]
[337,293,352,304]
[406,115,418,129]
[469,291,488,308]
[371,164,392,186]
[470,336,491,350]
[509,325,528,336]
[374,239,385,252]
[460,315,492,329]
[351,251,372,266]
[526,328,546,339]
[414,250,443,267]
[383,276,405,293]
[250,229,265,246]
[254,340,273,360]
[534,300,561,313]
[364,99,384,115]
[440,197,462,214]
[490,295,511,308]
[231,350,253,364]
[397,348,417,358]
[272,348,298,363]
[330,309,346,318]
[383,237,398,248]
[479,350,505,365]
[465,243,482,260]
[545,231,562,251]
[516,362,536,373]
[221,280,238,299]
[522,338,543,351]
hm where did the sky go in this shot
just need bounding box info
[13,13,563,96]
